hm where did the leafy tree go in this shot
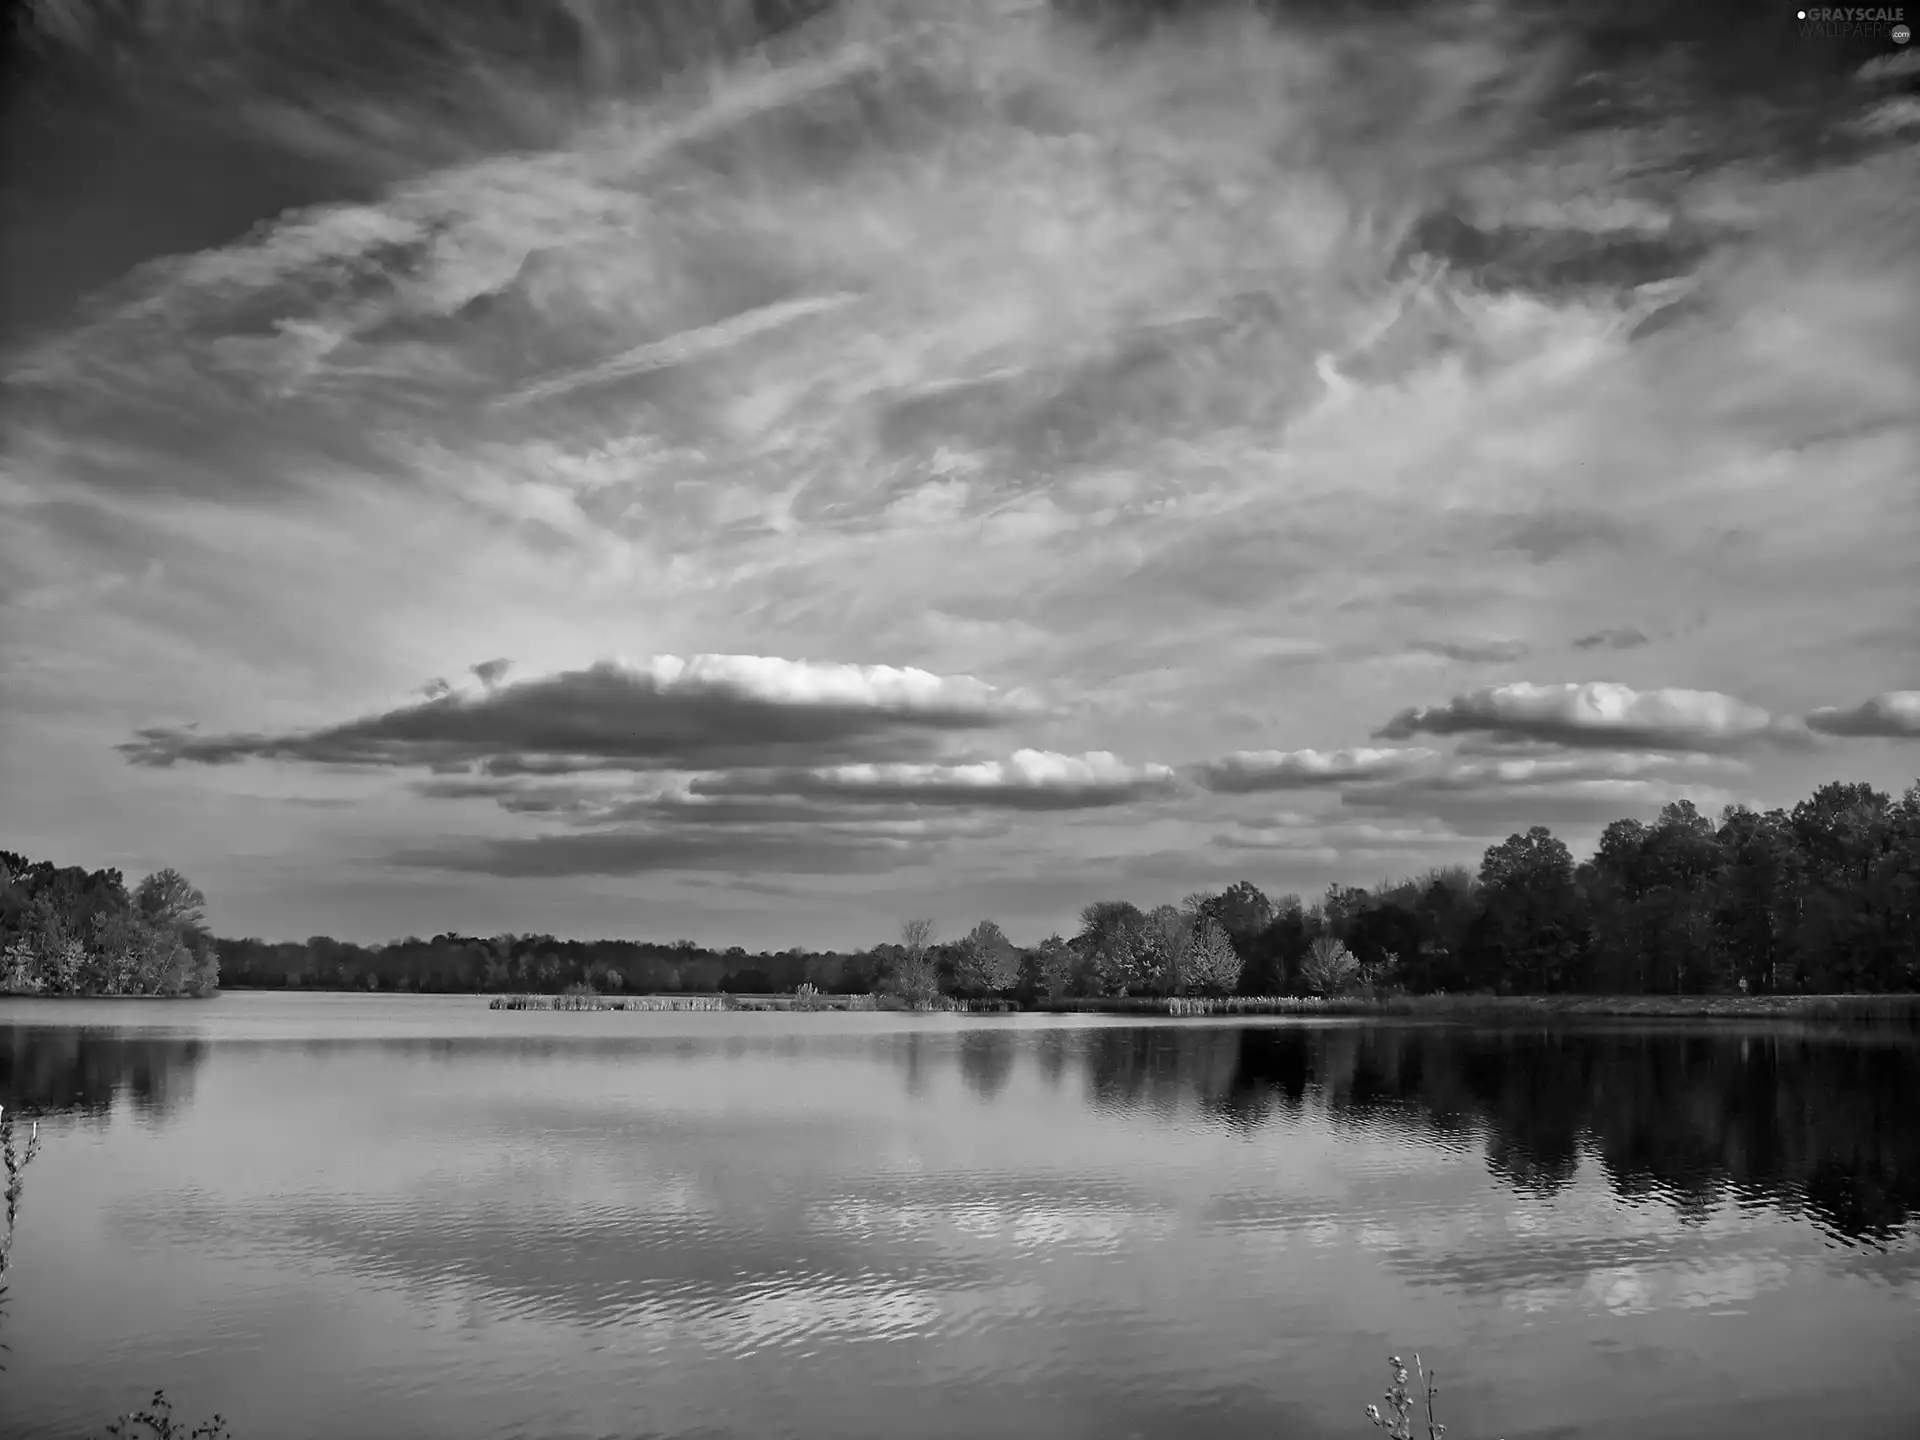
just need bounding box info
[1207,880,1275,955]
[1243,895,1311,995]
[1183,917,1243,995]
[878,951,942,1010]
[953,920,1018,996]
[1343,900,1423,990]
[133,870,206,935]
[1300,936,1360,997]
[1017,935,1074,1003]
[1792,782,1903,991]
[1321,883,1372,938]
[1142,904,1190,995]
[1710,805,1803,993]
[1076,900,1152,996]
[1473,827,1585,993]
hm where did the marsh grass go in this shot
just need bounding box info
[486,991,887,1012]
[1165,995,1344,1016]
[488,992,734,1011]
[732,994,883,1011]
[1063,993,1920,1027]
[1057,995,1346,1015]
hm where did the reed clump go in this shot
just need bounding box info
[1054,995,1344,1015]
[1049,992,1920,1027]
[1165,995,1341,1016]
[488,992,736,1011]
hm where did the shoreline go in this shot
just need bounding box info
[468,990,1920,1025]
[11,989,1915,1028]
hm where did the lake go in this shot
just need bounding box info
[1,993,1915,1439]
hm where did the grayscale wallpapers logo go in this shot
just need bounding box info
[1796,6,1912,40]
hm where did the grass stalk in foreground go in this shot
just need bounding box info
[102,1391,230,1440]
[1,1100,44,1371]
[1367,1353,1503,1440]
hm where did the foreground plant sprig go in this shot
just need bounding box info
[102,1390,230,1440]
[1366,1353,1504,1440]
[1,1102,42,1281]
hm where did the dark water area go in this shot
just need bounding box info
[1,995,1915,1439]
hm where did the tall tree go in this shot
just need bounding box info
[1791,782,1899,991]
[1076,900,1151,996]
[1018,935,1075,1004]
[1473,827,1585,993]
[1142,903,1190,995]
[1300,937,1360,997]
[1183,917,1243,996]
[1209,880,1275,955]
[133,869,207,935]
[1714,806,1799,994]
[952,920,1018,997]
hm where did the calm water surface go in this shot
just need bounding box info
[2,993,1915,1439]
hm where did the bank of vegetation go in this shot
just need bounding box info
[7,777,1917,1010]
[225,779,1918,1008]
[0,854,219,998]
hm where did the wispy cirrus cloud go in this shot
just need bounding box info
[5,0,1917,944]
[1193,747,1439,794]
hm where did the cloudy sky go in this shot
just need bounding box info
[1,0,1916,949]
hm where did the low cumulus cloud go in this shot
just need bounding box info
[413,751,1175,820]
[1194,747,1439,793]
[392,826,945,879]
[1494,510,1634,565]
[1339,750,1747,827]
[119,654,1038,772]
[1373,681,1797,753]
[1804,690,1920,738]
[689,750,1180,810]
[1214,812,1478,859]
[1571,627,1649,652]
[1347,751,1746,794]
[393,774,1025,878]
[1406,639,1531,664]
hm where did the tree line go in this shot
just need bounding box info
[0,853,219,998]
[6,775,1917,1002]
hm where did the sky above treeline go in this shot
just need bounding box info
[1,0,1916,950]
